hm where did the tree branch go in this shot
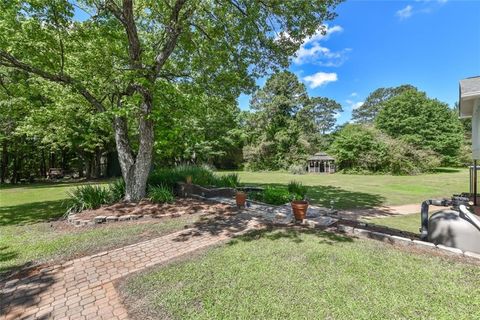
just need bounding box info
[0,51,105,112]
[105,0,142,68]
[152,0,190,78]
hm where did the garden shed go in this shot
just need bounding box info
[307,152,335,173]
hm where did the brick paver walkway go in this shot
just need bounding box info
[0,216,260,320]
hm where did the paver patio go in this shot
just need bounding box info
[0,213,262,320]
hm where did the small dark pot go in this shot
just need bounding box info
[236,191,247,208]
[291,200,309,221]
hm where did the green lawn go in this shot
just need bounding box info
[0,181,110,226]
[223,168,469,209]
[0,181,200,276]
[364,213,421,234]
[122,228,480,320]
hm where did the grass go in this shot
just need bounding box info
[123,228,480,320]
[220,168,469,209]
[0,181,199,276]
[0,181,110,226]
[364,213,421,234]
[0,215,200,275]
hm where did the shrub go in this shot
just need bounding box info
[66,185,111,214]
[148,165,240,190]
[148,169,184,190]
[287,181,307,200]
[148,185,175,203]
[216,173,240,188]
[108,178,126,202]
[261,187,291,205]
[288,164,306,175]
[330,124,440,175]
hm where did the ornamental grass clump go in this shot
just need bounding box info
[148,165,240,189]
[109,178,126,202]
[287,181,308,201]
[66,185,111,214]
[148,185,175,203]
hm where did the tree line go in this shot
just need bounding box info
[0,0,342,200]
[0,1,468,198]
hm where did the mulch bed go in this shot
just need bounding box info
[75,198,236,220]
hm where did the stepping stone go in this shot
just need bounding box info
[80,220,92,226]
[94,216,106,224]
[130,215,140,220]
[118,215,132,221]
[106,216,118,223]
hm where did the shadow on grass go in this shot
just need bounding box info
[228,227,354,246]
[0,199,66,226]
[432,167,461,173]
[0,246,18,264]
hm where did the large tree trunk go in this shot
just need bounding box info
[114,100,154,202]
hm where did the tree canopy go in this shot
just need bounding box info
[376,89,464,165]
[352,84,416,123]
[0,0,342,199]
[243,71,340,170]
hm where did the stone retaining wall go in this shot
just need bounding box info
[177,182,236,198]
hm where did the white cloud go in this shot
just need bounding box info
[396,0,447,20]
[350,92,358,97]
[303,72,338,88]
[293,25,349,66]
[345,99,364,110]
[396,5,413,20]
[352,101,364,109]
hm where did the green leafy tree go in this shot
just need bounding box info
[300,97,343,134]
[243,71,313,169]
[329,124,440,175]
[352,84,416,123]
[375,89,464,165]
[0,0,342,200]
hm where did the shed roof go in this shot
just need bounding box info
[308,152,335,161]
[459,76,480,118]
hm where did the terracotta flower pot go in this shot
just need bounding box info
[291,200,309,221]
[236,191,247,208]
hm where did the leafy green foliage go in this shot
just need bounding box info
[148,165,240,190]
[352,85,417,123]
[288,164,306,175]
[148,185,175,204]
[261,187,292,205]
[243,71,340,170]
[330,124,440,175]
[66,185,111,214]
[287,181,308,200]
[0,0,342,197]
[376,90,464,165]
[108,179,126,203]
[216,173,240,188]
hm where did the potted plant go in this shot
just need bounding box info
[288,181,308,221]
[235,189,247,208]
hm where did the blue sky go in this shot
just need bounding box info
[238,0,480,124]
